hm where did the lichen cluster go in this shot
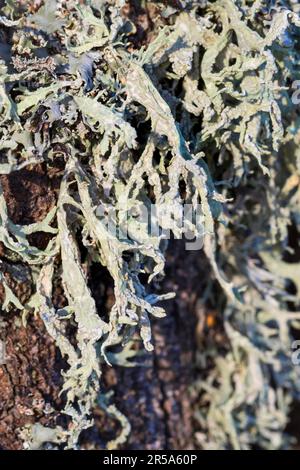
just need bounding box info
[1,0,300,449]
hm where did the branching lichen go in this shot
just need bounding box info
[1,0,300,450]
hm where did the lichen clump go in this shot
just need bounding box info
[1,0,300,450]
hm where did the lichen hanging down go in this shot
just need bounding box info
[0,0,300,449]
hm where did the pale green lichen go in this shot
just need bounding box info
[0,0,300,450]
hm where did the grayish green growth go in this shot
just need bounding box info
[1,0,300,450]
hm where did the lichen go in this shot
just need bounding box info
[1,0,300,450]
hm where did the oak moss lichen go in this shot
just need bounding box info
[1,0,300,449]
